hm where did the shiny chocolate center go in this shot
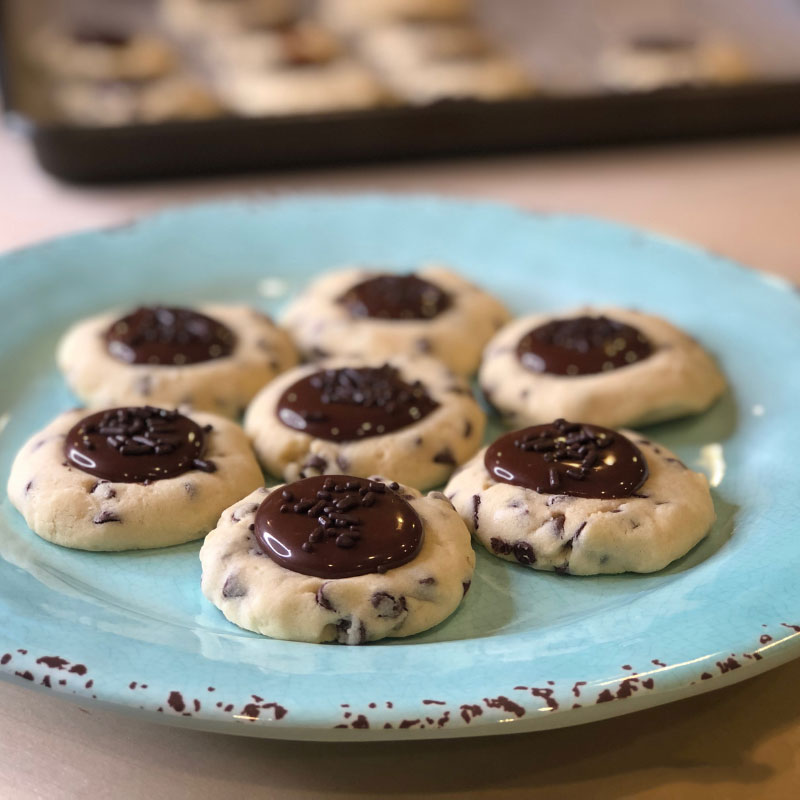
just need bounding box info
[484,419,648,499]
[254,475,424,578]
[64,406,216,483]
[277,365,439,442]
[516,315,653,376]
[105,306,236,366]
[338,274,452,320]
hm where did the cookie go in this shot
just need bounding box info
[480,307,726,428]
[162,0,298,37]
[358,22,533,103]
[445,419,715,575]
[7,406,264,551]
[281,266,511,375]
[53,74,222,126]
[599,34,751,91]
[212,45,387,116]
[320,0,472,34]
[243,353,485,489]
[202,18,343,74]
[200,474,475,643]
[57,304,298,418]
[30,25,176,82]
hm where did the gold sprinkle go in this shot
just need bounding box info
[173,354,187,365]
[624,351,638,363]
[566,365,578,376]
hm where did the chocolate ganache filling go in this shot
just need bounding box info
[277,365,439,441]
[484,418,648,499]
[105,306,236,366]
[254,475,423,578]
[516,315,653,376]
[338,274,452,320]
[64,406,216,483]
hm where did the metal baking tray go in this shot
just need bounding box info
[3,0,800,183]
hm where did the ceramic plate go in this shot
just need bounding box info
[1,196,798,741]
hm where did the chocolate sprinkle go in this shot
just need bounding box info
[254,475,423,578]
[485,419,648,499]
[517,315,653,376]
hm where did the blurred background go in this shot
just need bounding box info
[3,0,800,182]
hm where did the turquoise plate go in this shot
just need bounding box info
[1,196,798,741]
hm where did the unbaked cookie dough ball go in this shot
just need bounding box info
[445,418,715,575]
[599,33,751,91]
[7,405,264,551]
[480,307,726,428]
[200,474,475,643]
[244,354,485,489]
[205,18,387,116]
[281,266,511,375]
[29,25,176,83]
[57,304,298,418]
[319,0,472,34]
[358,22,533,103]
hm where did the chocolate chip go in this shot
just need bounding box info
[93,510,120,525]
[222,574,247,598]
[433,447,456,466]
[472,494,481,531]
[335,454,350,471]
[304,454,327,472]
[316,583,335,611]
[572,521,587,540]
[419,577,436,585]
[415,337,432,354]
[490,537,512,555]
[371,592,407,618]
[336,618,367,645]
[513,541,536,565]
[24,481,33,495]
[550,513,565,536]
[462,580,471,597]
[463,420,473,438]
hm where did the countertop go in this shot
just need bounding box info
[1,126,799,799]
